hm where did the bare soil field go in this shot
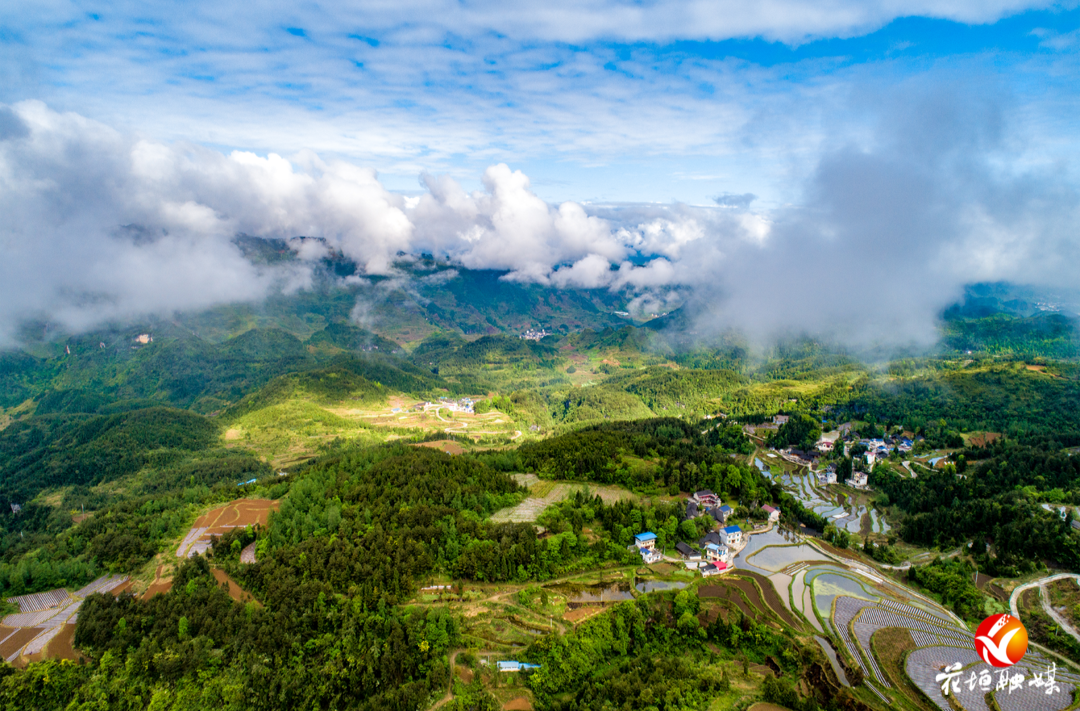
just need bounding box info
[211,568,259,605]
[973,572,1009,601]
[737,571,798,627]
[194,498,279,530]
[967,432,1001,447]
[26,623,85,664]
[491,481,635,523]
[700,583,763,621]
[142,565,173,600]
[178,499,280,558]
[503,697,533,710]
[0,627,40,661]
[563,606,604,623]
[110,580,134,596]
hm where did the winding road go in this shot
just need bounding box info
[433,406,521,439]
[1010,573,1080,647]
[1009,573,1080,617]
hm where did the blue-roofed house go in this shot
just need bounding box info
[704,542,731,564]
[634,532,658,549]
[722,525,743,547]
[716,504,733,523]
[638,547,662,564]
[498,661,541,672]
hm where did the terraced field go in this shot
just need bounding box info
[0,574,128,664]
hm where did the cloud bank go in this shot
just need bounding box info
[1,92,1078,347]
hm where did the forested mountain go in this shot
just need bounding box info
[2,277,1080,709]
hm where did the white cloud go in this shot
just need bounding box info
[3,89,1080,350]
[410,163,629,281]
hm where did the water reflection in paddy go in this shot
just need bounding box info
[635,580,688,593]
[809,571,880,615]
[746,544,826,572]
[734,528,807,573]
[843,507,866,533]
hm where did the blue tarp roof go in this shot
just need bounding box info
[635,532,657,541]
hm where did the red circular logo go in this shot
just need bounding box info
[974,614,1028,667]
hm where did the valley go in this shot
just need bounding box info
[1,275,1080,710]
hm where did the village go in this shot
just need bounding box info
[631,488,780,577]
[628,413,930,579]
[406,396,477,415]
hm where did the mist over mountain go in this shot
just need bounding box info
[3,83,1079,351]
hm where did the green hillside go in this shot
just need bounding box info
[2,277,1080,709]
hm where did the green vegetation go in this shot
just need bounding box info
[872,437,1080,575]
[3,275,1080,709]
[905,557,990,622]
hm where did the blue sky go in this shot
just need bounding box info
[2,1,1078,205]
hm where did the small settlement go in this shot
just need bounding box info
[411,397,477,415]
[628,414,922,577]
[632,486,777,577]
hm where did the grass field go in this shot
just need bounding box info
[224,392,525,466]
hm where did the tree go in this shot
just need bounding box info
[771,414,822,452]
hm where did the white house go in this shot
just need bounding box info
[761,505,780,523]
[634,532,658,549]
[638,547,662,564]
[693,490,719,507]
[722,525,743,547]
[852,471,869,488]
[816,470,837,485]
[704,543,731,564]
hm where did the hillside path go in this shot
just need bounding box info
[1010,573,1080,618]
[1039,586,1080,647]
[430,649,459,709]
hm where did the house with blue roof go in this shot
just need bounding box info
[634,532,658,549]
[498,661,541,672]
[704,542,731,564]
[722,525,743,547]
[638,546,662,564]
